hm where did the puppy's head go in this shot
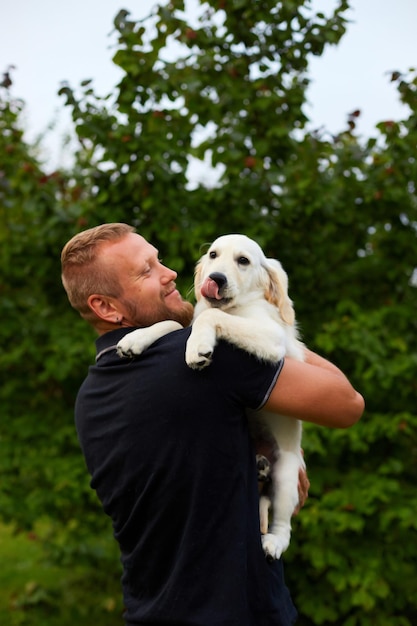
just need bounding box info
[194,234,267,309]
[194,234,295,325]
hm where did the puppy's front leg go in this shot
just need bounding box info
[187,309,286,369]
[260,415,304,560]
[117,321,183,357]
[186,309,286,369]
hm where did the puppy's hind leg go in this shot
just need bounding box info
[261,448,302,560]
[261,416,303,560]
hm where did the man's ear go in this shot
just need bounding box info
[87,294,121,324]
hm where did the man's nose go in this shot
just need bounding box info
[161,263,177,281]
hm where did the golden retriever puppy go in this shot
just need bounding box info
[117,234,305,560]
[185,234,305,560]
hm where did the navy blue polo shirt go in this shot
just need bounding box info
[75,326,297,625]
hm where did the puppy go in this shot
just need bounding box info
[117,234,305,560]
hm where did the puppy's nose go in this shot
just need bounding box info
[209,272,227,289]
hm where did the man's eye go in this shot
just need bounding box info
[238,256,250,265]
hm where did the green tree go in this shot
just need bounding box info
[58,0,350,277]
[275,79,417,624]
[0,77,122,624]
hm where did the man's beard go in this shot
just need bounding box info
[162,300,194,327]
[123,297,194,329]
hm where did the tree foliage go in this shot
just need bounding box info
[1,0,416,623]
[0,79,121,623]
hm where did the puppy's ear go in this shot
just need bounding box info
[194,258,203,301]
[264,259,295,325]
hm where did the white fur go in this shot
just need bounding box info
[187,234,305,560]
[117,320,183,357]
[117,234,306,560]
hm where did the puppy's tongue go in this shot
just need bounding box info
[201,277,222,300]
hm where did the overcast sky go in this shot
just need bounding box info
[0,0,415,170]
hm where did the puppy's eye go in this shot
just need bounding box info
[209,251,217,259]
[238,256,250,265]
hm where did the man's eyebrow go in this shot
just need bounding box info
[150,247,161,262]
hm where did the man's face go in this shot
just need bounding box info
[99,233,194,328]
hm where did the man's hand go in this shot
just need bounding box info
[294,458,310,515]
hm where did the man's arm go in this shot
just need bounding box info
[264,348,365,428]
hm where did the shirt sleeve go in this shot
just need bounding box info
[208,340,284,411]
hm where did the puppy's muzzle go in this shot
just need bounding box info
[200,272,232,305]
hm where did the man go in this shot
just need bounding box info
[61,223,364,626]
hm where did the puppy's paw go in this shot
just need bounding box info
[185,341,213,369]
[261,533,289,562]
[270,343,286,362]
[254,345,286,365]
[253,333,286,364]
[117,330,149,357]
[185,327,217,370]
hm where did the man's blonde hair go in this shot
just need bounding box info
[61,223,135,324]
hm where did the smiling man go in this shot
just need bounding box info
[61,223,364,626]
